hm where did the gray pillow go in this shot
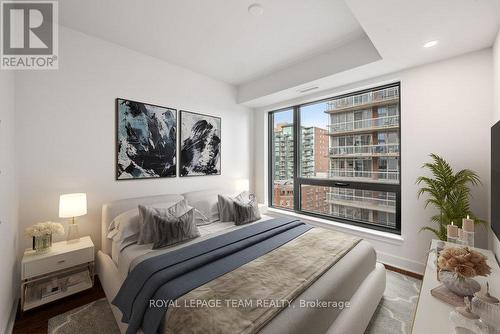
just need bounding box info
[234,199,261,226]
[137,200,189,244]
[217,192,249,222]
[152,209,200,249]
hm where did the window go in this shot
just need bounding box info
[268,83,401,233]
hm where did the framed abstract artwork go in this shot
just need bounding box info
[116,98,177,180]
[180,110,221,177]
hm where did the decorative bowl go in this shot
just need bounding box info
[439,271,481,297]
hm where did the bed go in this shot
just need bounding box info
[96,192,385,334]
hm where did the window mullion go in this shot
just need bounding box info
[293,106,301,212]
[296,177,400,193]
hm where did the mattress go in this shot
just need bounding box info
[99,220,376,334]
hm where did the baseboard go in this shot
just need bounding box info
[376,250,425,276]
[5,298,18,334]
[383,263,423,279]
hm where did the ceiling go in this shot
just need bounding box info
[59,0,500,108]
[239,0,500,107]
[59,0,365,86]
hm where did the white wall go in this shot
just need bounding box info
[254,49,493,274]
[15,27,252,252]
[491,29,500,261]
[0,71,19,332]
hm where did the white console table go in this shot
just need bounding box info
[412,239,500,333]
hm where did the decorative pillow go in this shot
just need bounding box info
[152,208,200,249]
[234,199,262,226]
[217,191,249,222]
[137,200,189,244]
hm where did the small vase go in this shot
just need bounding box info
[32,234,52,252]
[439,271,481,297]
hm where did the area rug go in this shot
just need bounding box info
[48,269,421,334]
[48,298,120,334]
[365,270,422,334]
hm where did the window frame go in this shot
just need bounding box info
[268,82,401,234]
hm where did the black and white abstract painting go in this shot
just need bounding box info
[116,98,177,180]
[180,110,221,177]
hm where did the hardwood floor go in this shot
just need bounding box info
[13,277,105,334]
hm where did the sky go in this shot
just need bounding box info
[273,101,329,130]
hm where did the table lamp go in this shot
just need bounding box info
[59,193,87,242]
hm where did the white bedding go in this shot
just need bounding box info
[98,237,379,334]
[99,192,384,334]
[114,215,273,280]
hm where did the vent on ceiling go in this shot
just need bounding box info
[297,86,319,93]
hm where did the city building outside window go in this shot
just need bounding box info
[269,83,401,233]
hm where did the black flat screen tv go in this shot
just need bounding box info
[492,121,500,240]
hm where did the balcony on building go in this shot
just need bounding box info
[303,149,313,159]
[325,86,400,136]
[302,127,314,135]
[325,86,399,114]
[325,190,396,213]
[327,115,399,136]
[303,147,313,152]
[329,143,399,158]
[328,169,399,184]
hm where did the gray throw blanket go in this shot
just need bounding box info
[112,218,311,334]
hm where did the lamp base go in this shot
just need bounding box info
[66,223,80,243]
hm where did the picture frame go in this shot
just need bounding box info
[179,110,221,177]
[116,98,177,180]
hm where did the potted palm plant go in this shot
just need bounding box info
[416,153,485,240]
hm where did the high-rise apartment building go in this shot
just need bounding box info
[273,124,329,212]
[273,123,294,182]
[325,86,400,227]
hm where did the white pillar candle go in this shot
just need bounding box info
[447,221,458,243]
[462,215,474,232]
[462,215,475,247]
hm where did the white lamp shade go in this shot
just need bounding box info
[235,179,250,192]
[59,193,87,218]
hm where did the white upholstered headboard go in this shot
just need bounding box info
[101,194,184,255]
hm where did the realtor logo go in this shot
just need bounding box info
[1,0,58,69]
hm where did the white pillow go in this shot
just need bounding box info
[106,208,141,265]
[106,208,140,244]
[111,234,138,266]
[183,189,236,224]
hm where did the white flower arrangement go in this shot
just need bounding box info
[25,222,65,238]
